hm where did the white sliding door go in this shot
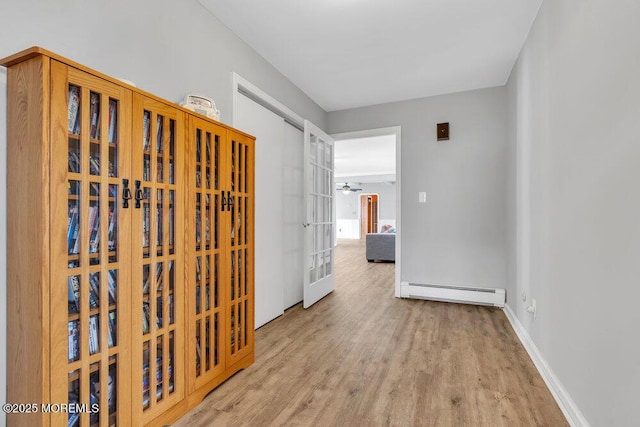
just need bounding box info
[236,94,285,328]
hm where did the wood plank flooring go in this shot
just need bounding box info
[173,239,567,426]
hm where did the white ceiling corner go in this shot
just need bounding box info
[198,0,542,112]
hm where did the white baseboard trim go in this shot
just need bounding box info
[503,304,590,427]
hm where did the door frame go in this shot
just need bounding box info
[232,73,304,131]
[332,127,402,298]
[358,193,380,236]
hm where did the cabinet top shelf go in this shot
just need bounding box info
[0,46,255,140]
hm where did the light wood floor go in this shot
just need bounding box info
[173,239,567,426]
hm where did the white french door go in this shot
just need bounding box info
[303,120,335,308]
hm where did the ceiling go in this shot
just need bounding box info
[198,0,542,112]
[334,135,396,184]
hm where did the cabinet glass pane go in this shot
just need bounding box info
[156,336,164,402]
[67,323,79,364]
[89,183,100,265]
[68,180,81,266]
[195,193,201,249]
[108,98,119,142]
[157,189,164,254]
[68,84,81,136]
[196,129,202,189]
[68,370,80,426]
[205,132,211,190]
[108,185,118,263]
[142,187,151,256]
[156,115,164,183]
[169,190,175,255]
[143,110,151,181]
[214,136,220,190]
[169,120,175,185]
[143,344,150,409]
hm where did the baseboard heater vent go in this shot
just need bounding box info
[400,281,505,308]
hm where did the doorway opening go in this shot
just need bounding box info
[332,126,401,296]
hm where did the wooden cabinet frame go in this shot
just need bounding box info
[2,47,255,427]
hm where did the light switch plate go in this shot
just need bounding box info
[419,192,427,203]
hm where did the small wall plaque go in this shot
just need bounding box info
[437,122,449,141]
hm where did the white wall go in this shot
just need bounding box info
[328,87,508,289]
[336,182,396,238]
[0,0,326,419]
[507,1,640,425]
[336,182,396,220]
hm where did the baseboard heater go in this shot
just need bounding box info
[400,281,506,308]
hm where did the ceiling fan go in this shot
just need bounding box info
[337,182,362,194]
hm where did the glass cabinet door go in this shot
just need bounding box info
[189,117,227,388]
[133,95,184,424]
[51,62,132,427]
[227,132,255,365]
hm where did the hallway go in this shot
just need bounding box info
[174,239,566,426]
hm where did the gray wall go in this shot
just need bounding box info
[336,182,396,220]
[328,87,508,289]
[0,1,326,423]
[507,1,640,425]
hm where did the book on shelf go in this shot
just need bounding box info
[143,110,151,151]
[168,294,174,324]
[156,115,163,153]
[196,133,201,162]
[89,92,100,139]
[157,160,164,181]
[156,263,163,291]
[157,296,163,328]
[108,311,117,348]
[108,99,117,143]
[89,373,115,411]
[156,205,163,246]
[68,275,80,314]
[142,204,150,247]
[88,315,99,355]
[107,207,117,251]
[157,261,173,292]
[68,320,79,362]
[195,208,201,244]
[89,155,101,175]
[143,158,151,181]
[88,273,100,309]
[88,205,100,253]
[155,355,174,398]
[68,86,80,134]
[195,339,201,371]
[68,203,79,254]
[107,270,117,304]
[68,410,79,427]
[142,301,151,334]
[68,151,80,173]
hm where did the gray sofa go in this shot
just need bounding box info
[365,232,396,262]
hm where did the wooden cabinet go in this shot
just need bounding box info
[186,117,254,406]
[1,47,254,427]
